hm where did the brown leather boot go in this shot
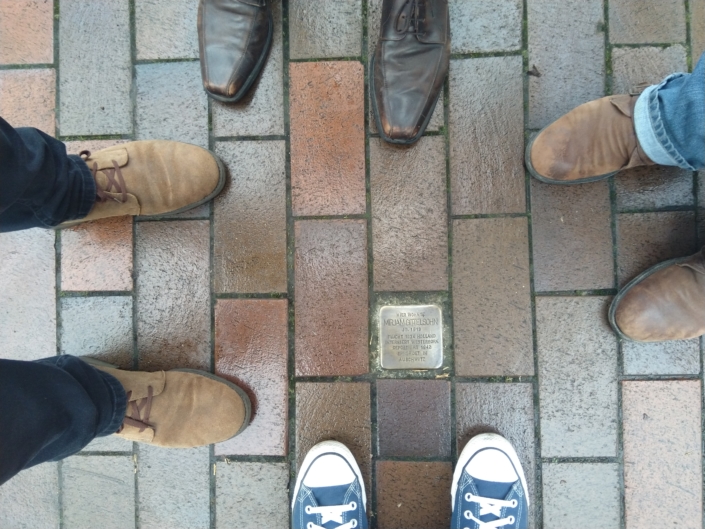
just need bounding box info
[609,248,705,342]
[86,360,251,447]
[526,95,655,184]
[198,0,273,103]
[56,140,226,228]
[371,0,450,144]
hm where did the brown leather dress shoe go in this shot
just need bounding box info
[371,0,450,144]
[610,247,705,342]
[198,0,273,103]
[526,95,654,184]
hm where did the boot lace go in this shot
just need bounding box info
[395,0,426,37]
[463,493,517,529]
[118,386,154,433]
[79,150,128,204]
[304,502,358,529]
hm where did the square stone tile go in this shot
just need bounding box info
[623,381,702,529]
[215,462,289,529]
[449,0,522,53]
[214,141,287,294]
[137,445,210,529]
[289,61,366,216]
[0,462,59,528]
[82,434,133,453]
[615,166,694,211]
[450,56,525,215]
[296,382,371,490]
[212,0,284,137]
[135,0,198,60]
[59,0,132,136]
[616,211,697,286]
[0,69,56,135]
[623,339,700,375]
[0,0,54,64]
[377,380,451,458]
[60,296,133,369]
[543,463,620,529]
[528,0,605,128]
[693,0,705,59]
[215,299,288,456]
[135,221,211,371]
[609,0,687,44]
[294,220,369,376]
[536,297,618,457]
[371,137,449,291]
[376,461,452,529]
[0,229,56,360]
[289,0,362,59]
[531,179,614,291]
[612,45,688,95]
[453,218,533,376]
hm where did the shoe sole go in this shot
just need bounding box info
[291,440,367,512]
[203,13,274,104]
[369,53,444,146]
[451,433,530,509]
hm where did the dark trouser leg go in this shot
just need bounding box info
[0,117,95,232]
[0,356,126,486]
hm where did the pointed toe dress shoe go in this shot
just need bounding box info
[198,0,273,103]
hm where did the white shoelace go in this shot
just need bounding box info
[463,493,517,529]
[305,502,358,529]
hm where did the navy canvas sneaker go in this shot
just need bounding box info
[292,441,368,529]
[451,433,530,529]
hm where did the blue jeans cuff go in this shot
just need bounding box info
[96,369,127,437]
[68,154,97,220]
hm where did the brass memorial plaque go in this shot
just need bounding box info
[379,305,443,369]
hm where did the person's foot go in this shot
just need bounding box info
[371,0,450,144]
[198,0,273,103]
[526,95,654,184]
[56,140,226,228]
[610,247,705,342]
[451,433,529,529]
[291,441,368,529]
[84,359,251,448]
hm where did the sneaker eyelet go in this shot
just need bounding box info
[464,493,472,501]
[507,516,515,524]
[305,506,313,514]
[464,510,472,519]
[349,501,357,510]
[510,499,518,508]
[351,520,358,528]
[307,523,314,529]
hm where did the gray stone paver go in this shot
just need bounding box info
[609,0,687,44]
[135,0,199,60]
[289,0,362,59]
[0,463,60,529]
[449,0,522,53]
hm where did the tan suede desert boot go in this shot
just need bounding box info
[86,360,250,447]
[57,140,226,228]
[526,95,654,184]
[609,247,705,342]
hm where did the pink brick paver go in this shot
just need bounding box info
[0,69,56,135]
[0,0,54,65]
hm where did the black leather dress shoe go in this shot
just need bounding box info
[371,0,450,144]
[198,0,273,103]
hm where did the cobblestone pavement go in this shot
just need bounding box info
[1,0,704,528]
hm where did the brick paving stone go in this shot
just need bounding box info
[376,461,452,529]
[214,299,288,456]
[455,383,535,516]
[0,230,56,361]
[623,381,702,529]
[377,380,450,458]
[616,166,694,211]
[616,211,697,286]
[289,0,362,59]
[536,297,618,457]
[527,0,605,129]
[0,69,56,135]
[449,56,525,215]
[449,0,522,53]
[531,179,614,291]
[0,462,59,529]
[623,339,700,375]
[59,0,132,136]
[62,455,135,529]
[215,462,289,529]
[137,446,210,529]
[135,62,208,149]
[135,0,198,60]
[0,0,54,65]
[370,137,449,291]
[612,45,687,95]
[609,0,687,44]
[212,1,284,137]
[542,463,620,529]
[289,61,366,216]
[694,0,705,59]
[60,296,133,368]
[294,220,369,376]
[135,221,211,371]
[453,218,533,376]
[296,382,371,490]
[214,141,287,294]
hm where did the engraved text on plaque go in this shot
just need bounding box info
[380,305,443,369]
